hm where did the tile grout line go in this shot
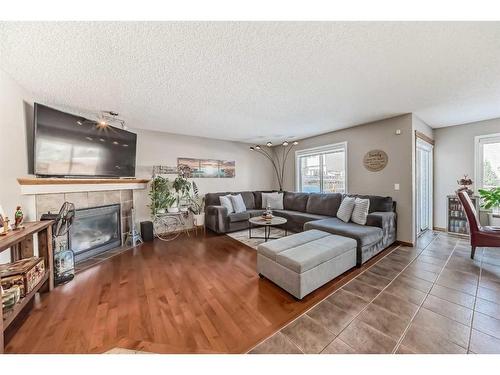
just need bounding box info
[391,236,463,353]
[245,242,404,353]
[314,235,442,353]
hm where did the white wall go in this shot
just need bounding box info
[434,117,500,229]
[0,69,36,263]
[282,114,414,243]
[132,128,275,223]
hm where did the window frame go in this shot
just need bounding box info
[295,142,348,194]
[474,133,500,193]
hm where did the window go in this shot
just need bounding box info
[475,133,500,190]
[296,142,347,193]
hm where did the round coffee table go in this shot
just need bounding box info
[248,216,288,242]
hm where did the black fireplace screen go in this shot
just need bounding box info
[70,204,121,263]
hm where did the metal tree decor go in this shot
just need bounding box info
[250,141,299,191]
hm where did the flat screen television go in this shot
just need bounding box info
[34,103,137,177]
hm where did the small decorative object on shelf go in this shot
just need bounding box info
[0,257,46,296]
[447,194,479,236]
[1,284,21,313]
[14,206,24,230]
[457,174,474,196]
[1,274,26,298]
[0,216,10,236]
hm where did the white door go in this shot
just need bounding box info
[416,139,433,236]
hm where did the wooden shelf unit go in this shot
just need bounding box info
[447,194,479,236]
[0,221,54,353]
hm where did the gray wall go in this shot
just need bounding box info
[282,114,414,243]
[434,117,500,229]
[133,128,275,224]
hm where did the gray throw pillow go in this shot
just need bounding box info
[230,194,247,213]
[337,196,356,223]
[219,195,234,213]
[351,198,370,225]
[267,193,284,210]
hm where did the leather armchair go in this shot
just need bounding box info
[457,190,500,259]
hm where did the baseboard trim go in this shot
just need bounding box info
[396,240,414,247]
[433,226,446,232]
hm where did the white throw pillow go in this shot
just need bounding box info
[219,195,234,213]
[261,192,279,208]
[267,193,284,210]
[337,196,356,223]
[230,194,247,213]
[351,198,370,225]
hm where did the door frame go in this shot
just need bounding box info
[415,132,434,237]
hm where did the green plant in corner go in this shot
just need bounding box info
[478,187,500,213]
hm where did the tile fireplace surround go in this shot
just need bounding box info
[16,177,149,269]
[35,190,134,244]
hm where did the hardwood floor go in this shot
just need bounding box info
[4,232,396,354]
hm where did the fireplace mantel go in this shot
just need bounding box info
[17,177,149,195]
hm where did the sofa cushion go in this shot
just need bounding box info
[347,194,393,213]
[337,196,356,222]
[253,191,274,209]
[240,191,256,209]
[257,229,331,261]
[228,211,250,222]
[219,195,234,213]
[268,193,284,209]
[276,235,357,273]
[306,193,342,216]
[206,192,230,207]
[283,192,309,212]
[351,198,370,225]
[274,210,330,225]
[230,194,247,213]
[246,209,264,218]
[304,218,383,248]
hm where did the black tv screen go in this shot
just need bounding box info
[34,104,137,177]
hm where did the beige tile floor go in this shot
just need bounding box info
[249,231,500,354]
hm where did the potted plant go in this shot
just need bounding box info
[166,193,179,213]
[478,187,500,226]
[188,181,205,226]
[173,176,192,212]
[148,176,170,215]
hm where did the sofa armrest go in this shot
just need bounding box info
[206,205,229,233]
[366,211,396,229]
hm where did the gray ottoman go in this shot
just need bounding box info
[257,229,357,299]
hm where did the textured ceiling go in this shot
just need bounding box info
[1,22,500,142]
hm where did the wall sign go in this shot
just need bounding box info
[363,150,388,172]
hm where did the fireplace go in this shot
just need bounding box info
[70,204,122,263]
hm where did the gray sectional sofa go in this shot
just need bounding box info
[205,191,397,265]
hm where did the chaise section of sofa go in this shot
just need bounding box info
[205,190,397,265]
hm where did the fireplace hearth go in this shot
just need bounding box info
[70,204,121,263]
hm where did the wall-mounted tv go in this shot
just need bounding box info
[34,103,137,177]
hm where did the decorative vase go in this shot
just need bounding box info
[193,213,205,226]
